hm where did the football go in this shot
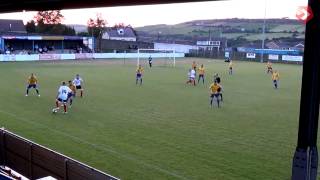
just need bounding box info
[52,109,58,113]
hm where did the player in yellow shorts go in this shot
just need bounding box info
[266,61,273,74]
[209,81,222,108]
[228,61,233,75]
[26,73,40,97]
[272,70,280,89]
[198,64,205,84]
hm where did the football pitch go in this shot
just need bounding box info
[0,58,304,179]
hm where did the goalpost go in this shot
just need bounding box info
[137,49,176,67]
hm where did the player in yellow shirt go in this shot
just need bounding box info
[198,64,205,84]
[136,65,144,85]
[228,61,233,75]
[214,73,223,102]
[25,73,40,97]
[67,80,76,106]
[272,70,280,89]
[209,81,222,108]
[266,61,273,74]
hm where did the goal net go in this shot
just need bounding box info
[137,49,176,67]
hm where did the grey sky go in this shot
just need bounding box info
[0,0,308,27]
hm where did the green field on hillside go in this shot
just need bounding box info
[269,24,305,33]
[0,59,307,179]
[136,20,305,41]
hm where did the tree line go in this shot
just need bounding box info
[26,10,76,35]
[25,10,130,37]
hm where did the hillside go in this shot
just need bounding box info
[135,18,305,44]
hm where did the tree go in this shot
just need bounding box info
[292,33,299,38]
[87,13,107,37]
[27,10,75,35]
[113,23,125,28]
[77,32,90,36]
[87,13,107,52]
[26,20,36,33]
[34,10,64,25]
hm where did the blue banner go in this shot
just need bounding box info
[253,49,300,55]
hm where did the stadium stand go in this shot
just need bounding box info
[0,19,93,54]
[0,128,119,180]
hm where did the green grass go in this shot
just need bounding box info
[0,58,305,179]
[137,22,304,41]
[221,33,245,39]
[269,24,305,33]
[246,33,295,41]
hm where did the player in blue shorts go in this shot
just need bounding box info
[68,80,76,107]
[136,65,144,85]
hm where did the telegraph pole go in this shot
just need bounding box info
[260,0,267,63]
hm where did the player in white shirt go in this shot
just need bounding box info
[190,69,196,86]
[52,82,72,114]
[73,74,84,97]
[186,69,196,86]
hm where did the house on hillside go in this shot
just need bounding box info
[102,27,136,42]
[291,42,305,52]
[266,41,304,51]
[0,19,26,33]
